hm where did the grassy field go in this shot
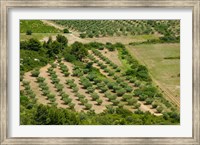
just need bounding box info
[126,43,180,98]
[20,20,61,33]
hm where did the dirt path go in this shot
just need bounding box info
[41,20,64,30]
[126,46,180,108]
[41,20,89,44]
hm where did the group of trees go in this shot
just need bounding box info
[20,100,180,125]
[118,47,152,82]
[20,34,68,72]
[52,20,179,39]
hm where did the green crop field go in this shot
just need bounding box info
[19,20,180,125]
[20,20,61,33]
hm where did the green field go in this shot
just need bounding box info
[127,43,180,98]
[20,20,61,33]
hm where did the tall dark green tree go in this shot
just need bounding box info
[56,34,68,49]
[70,41,88,61]
[27,38,42,51]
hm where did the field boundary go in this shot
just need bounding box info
[126,45,180,108]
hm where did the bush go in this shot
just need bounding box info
[145,98,153,105]
[77,94,85,100]
[127,98,137,105]
[80,33,86,38]
[37,77,45,83]
[27,38,42,51]
[152,102,158,108]
[47,94,55,99]
[118,102,124,108]
[24,85,31,90]
[125,86,133,93]
[116,89,126,96]
[51,78,60,84]
[64,72,70,77]
[51,63,57,68]
[56,34,68,47]
[68,103,75,109]
[64,53,77,62]
[139,95,148,101]
[93,78,102,84]
[22,81,30,86]
[42,90,50,96]
[112,100,120,106]
[63,28,69,33]
[61,93,69,100]
[108,71,114,76]
[31,69,40,77]
[122,94,132,101]
[156,106,163,113]
[72,87,79,92]
[26,30,32,35]
[63,98,72,105]
[110,94,118,101]
[85,103,92,110]
[96,99,103,105]
[134,103,141,109]
[49,98,56,103]
[91,93,99,101]
[115,68,121,72]
[80,98,88,105]
[99,86,108,93]
[55,84,64,92]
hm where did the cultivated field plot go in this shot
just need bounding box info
[20,20,180,125]
[127,43,180,106]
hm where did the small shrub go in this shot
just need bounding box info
[156,106,163,113]
[91,93,99,101]
[85,103,92,110]
[112,100,120,106]
[51,63,57,68]
[64,72,70,77]
[43,90,50,96]
[116,88,126,96]
[31,69,40,77]
[47,94,55,99]
[134,103,141,109]
[100,86,108,93]
[127,98,137,105]
[145,98,153,105]
[68,103,75,109]
[63,28,69,33]
[86,86,95,93]
[22,81,30,86]
[118,102,124,108]
[37,77,45,83]
[49,98,56,103]
[72,87,79,93]
[26,30,32,35]
[139,95,148,101]
[55,84,64,92]
[152,102,158,108]
[96,99,103,105]
[63,97,72,104]
[122,94,132,101]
